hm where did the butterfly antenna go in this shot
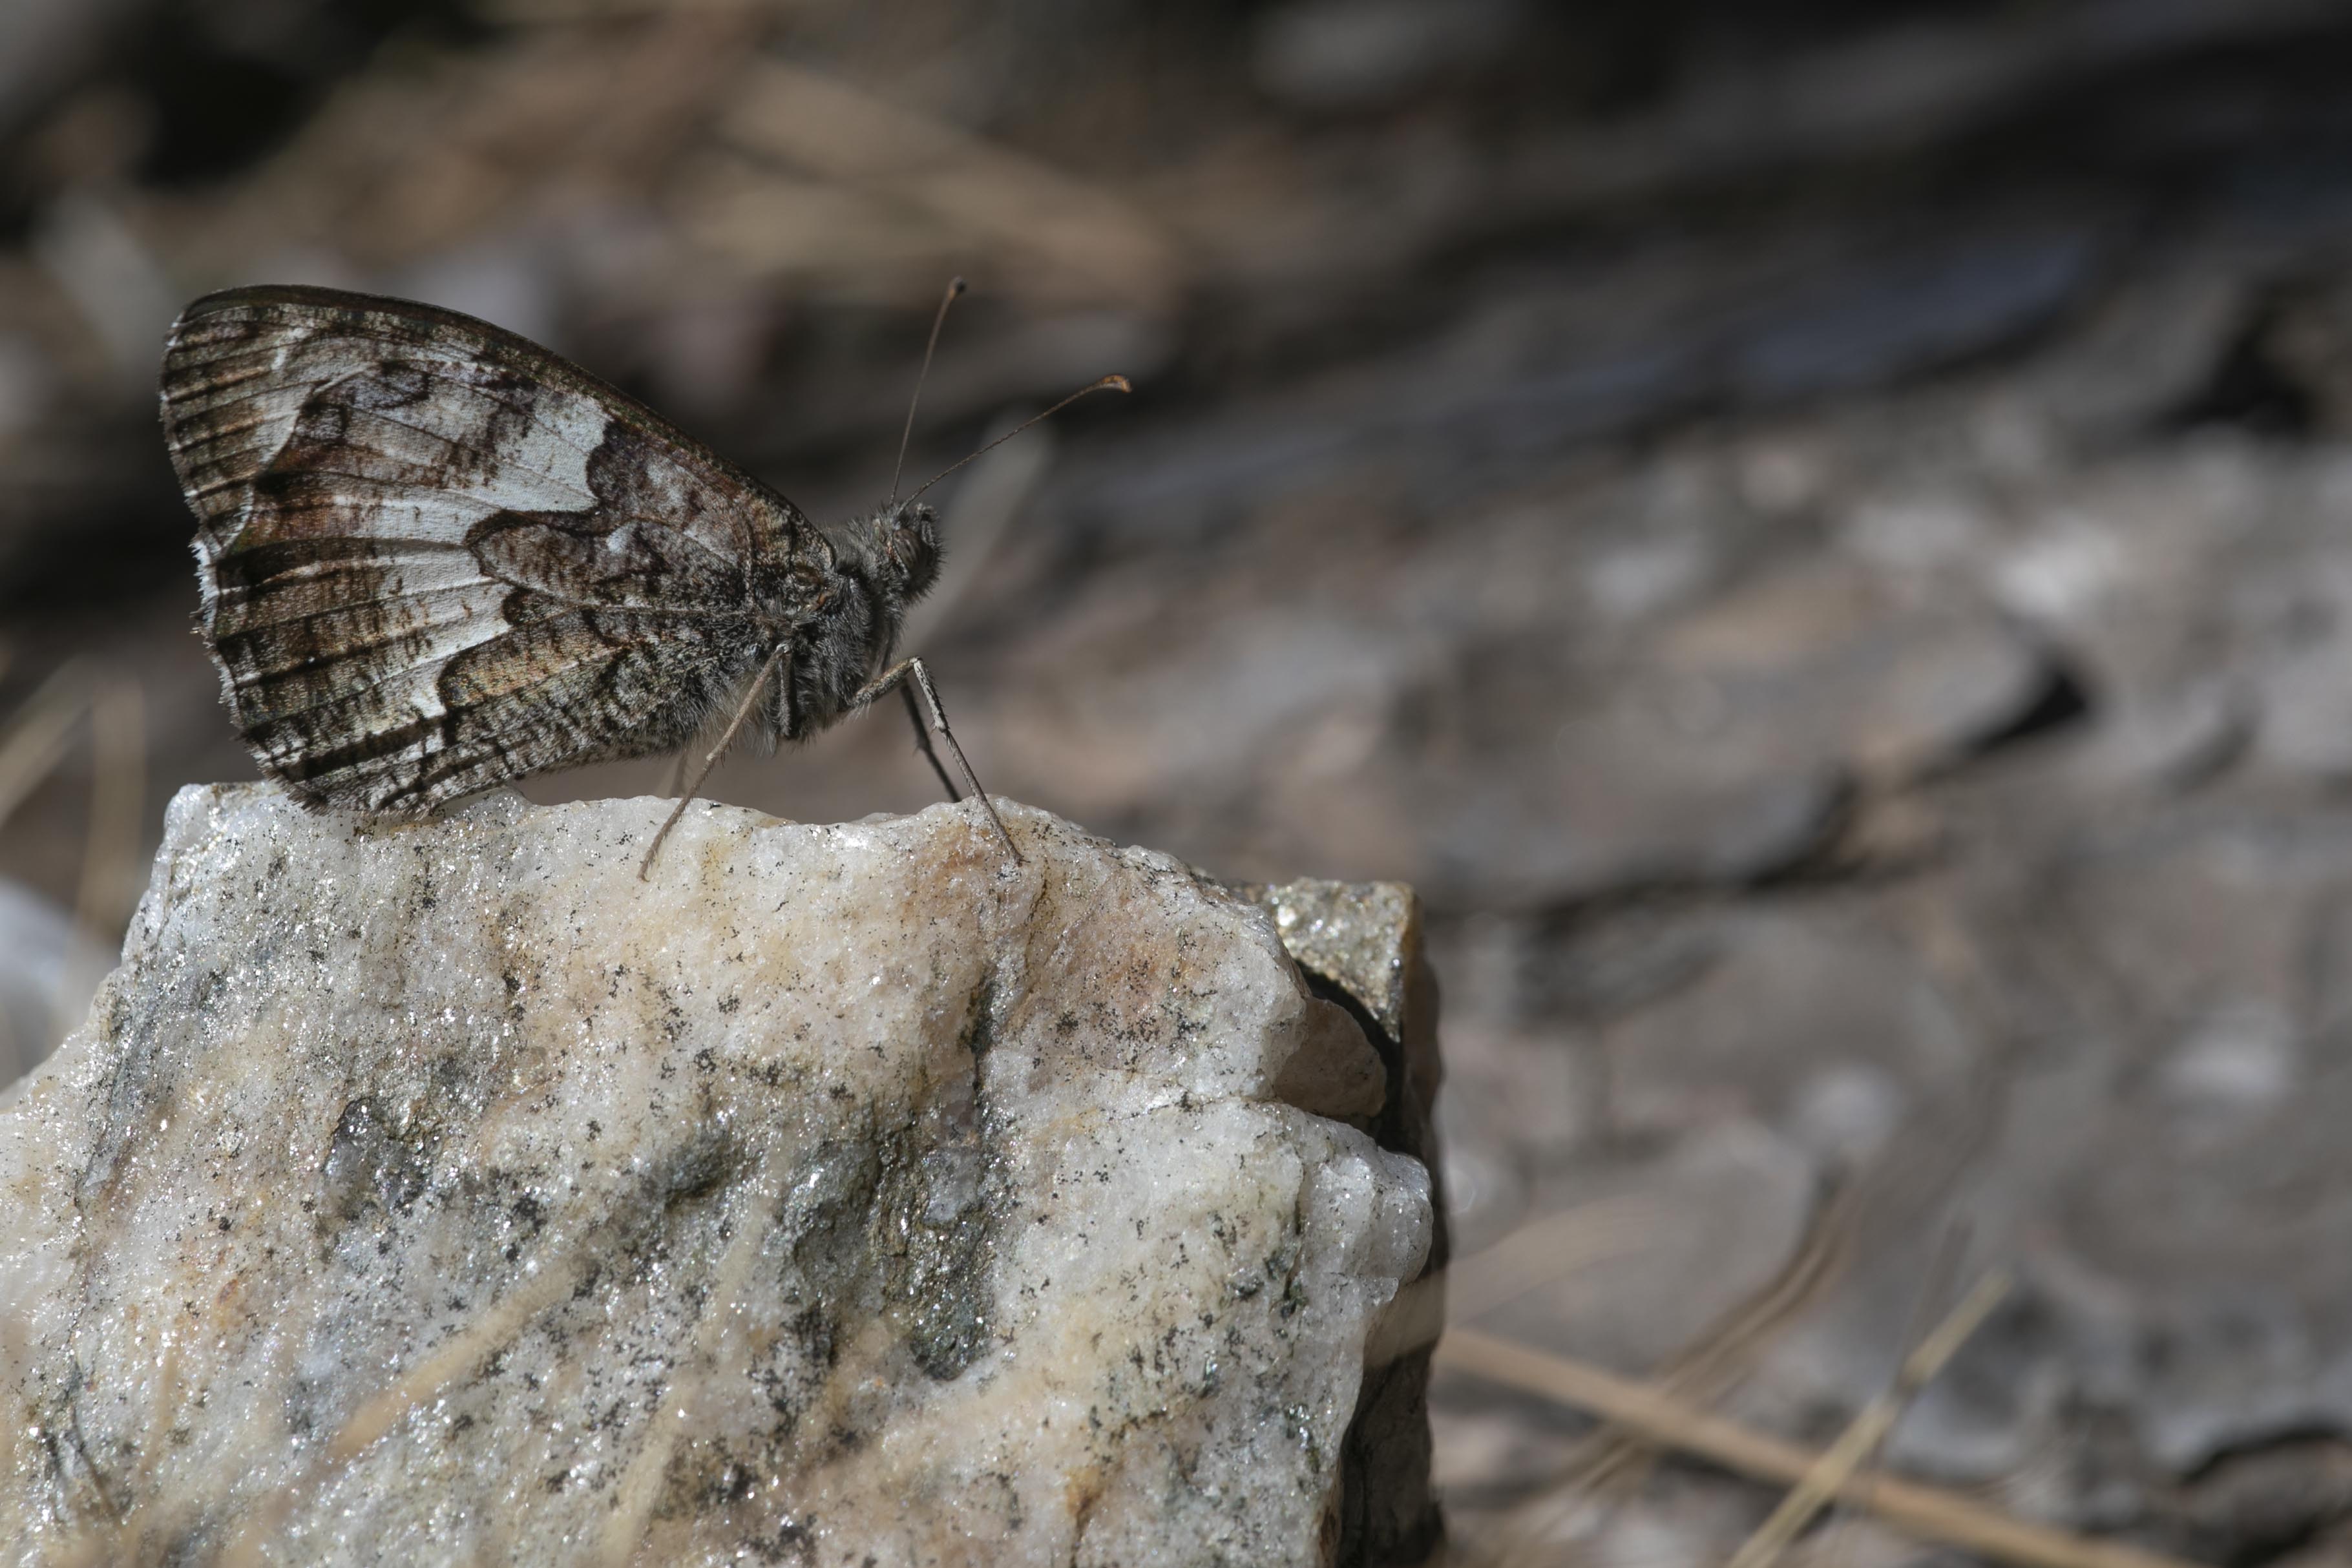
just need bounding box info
[905,375,1132,505]
[890,276,966,507]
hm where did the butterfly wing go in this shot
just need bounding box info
[162,284,816,810]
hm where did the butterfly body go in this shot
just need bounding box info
[160,284,944,815]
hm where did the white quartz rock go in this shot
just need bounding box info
[0,785,1434,1567]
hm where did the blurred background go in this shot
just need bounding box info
[6,1,2352,1563]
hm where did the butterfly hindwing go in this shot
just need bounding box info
[160,284,807,810]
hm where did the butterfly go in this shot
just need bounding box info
[158,282,1123,872]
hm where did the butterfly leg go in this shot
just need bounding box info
[900,680,961,801]
[640,644,792,879]
[856,657,1020,862]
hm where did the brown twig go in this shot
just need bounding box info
[711,59,1179,307]
[1469,1178,1864,1567]
[1721,1269,2011,1568]
[1436,1327,2211,1568]
[1442,1194,1672,1325]
[1559,1176,1860,1501]
[74,674,144,936]
[0,660,90,830]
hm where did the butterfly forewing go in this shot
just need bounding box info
[161,285,813,811]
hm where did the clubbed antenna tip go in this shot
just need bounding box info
[905,374,1135,505]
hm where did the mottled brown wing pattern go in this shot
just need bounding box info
[160,284,813,811]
